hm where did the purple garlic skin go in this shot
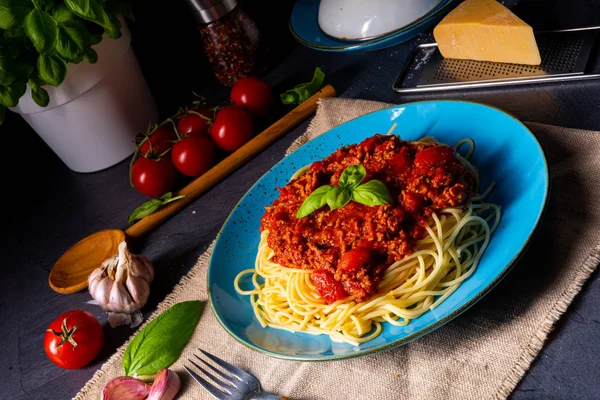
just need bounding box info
[102,376,151,400]
[147,369,181,400]
[88,241,154,327]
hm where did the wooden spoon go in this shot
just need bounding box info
[49,84,337,294]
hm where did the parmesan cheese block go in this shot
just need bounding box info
[433,0,541,65]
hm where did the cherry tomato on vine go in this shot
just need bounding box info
[177,105,213,137]
[230,76,273,118]
[139,126,176,156]
[131,157,177,197]
[171,133,216,177]
[209,105,254,152]
[44,310,104,370]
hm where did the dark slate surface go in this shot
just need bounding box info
[2,0,600,398]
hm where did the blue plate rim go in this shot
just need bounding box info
[288,0,459,51]
[207,99,550,361]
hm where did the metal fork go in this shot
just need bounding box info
[184,348,286,400]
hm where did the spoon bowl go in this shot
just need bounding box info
[47,85,337,294]
[49,229,125,294]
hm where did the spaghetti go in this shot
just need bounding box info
[234,135,500,346]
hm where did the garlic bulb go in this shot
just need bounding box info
[88,241,154,328]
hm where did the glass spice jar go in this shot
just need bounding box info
[186,0,268,87]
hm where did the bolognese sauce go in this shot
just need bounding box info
[260,134,477,304]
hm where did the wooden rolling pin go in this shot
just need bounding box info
[126,84,336,239]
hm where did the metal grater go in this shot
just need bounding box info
[392,27,600,93]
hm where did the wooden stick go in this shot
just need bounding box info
[125,84,336,240]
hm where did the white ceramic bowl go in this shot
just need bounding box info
[317,0,444,41]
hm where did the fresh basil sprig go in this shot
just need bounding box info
[296,164,393,218]
[280,66,325,105]
[122,300,204,377]
[127,192,185,225]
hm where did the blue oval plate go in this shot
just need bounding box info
[208,100,549,361]
[289,0,460,52]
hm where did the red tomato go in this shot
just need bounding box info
[338,248,371,271]
[44,310,104,369]
[230,77,273,118]
[414,146,455,168]
[177,106,213,137]
[171,133,216,177]
[209,106,254,152]
[312,270,346,304]
[139,127,176,156]
[131,157,177,197]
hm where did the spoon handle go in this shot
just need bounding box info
[125,84,337,240]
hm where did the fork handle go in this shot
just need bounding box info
[252,393,288,400]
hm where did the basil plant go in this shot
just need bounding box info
[0,0,135,125]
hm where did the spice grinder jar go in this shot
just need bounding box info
[186,0,268,87]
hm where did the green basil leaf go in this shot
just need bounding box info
[122,300,204,377]
[37,54,67,86]
[24,9,58,55]
[0,56,17,86]
[352,180,393,207]
[296,184,333,218]
[280,66,325,105]
[83,47,97,64]
[0,79,25,107]
[326,186,352,211]
[65,0,111,29]
[56,19,90,62]
[31,86,49,106]
[3,26,26,39]
[52,3,76,22]
[0,105,5,125]
[0,0,32,30]
[104,13,121,39]
[127,193,185,225]
[89,32,102,45]
[32,0,44,9]
[338,164,366,191]
[13,61,34,79]
[28,75,42,91]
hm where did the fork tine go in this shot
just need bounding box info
[189,359,236,391]
[194,354,239,384]
[184,364,230,400]
[199,349,252,381]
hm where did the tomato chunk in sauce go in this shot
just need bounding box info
[260,134,476,303]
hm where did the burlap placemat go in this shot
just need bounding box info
[74,98,600,400]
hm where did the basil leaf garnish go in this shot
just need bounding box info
[280,66,325,105]
[122,300,204,377]
[352,180,393,206]
[295,164,393,218]
[326,186,352,211]
[296,185,332,218]
[338,164,366,191]
[127,192,185,225]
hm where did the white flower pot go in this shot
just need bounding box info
[10,20,159,173]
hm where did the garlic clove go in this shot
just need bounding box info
[102,376,151,400]
[147,369,181,400]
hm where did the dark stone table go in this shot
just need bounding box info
[3,0,600,398]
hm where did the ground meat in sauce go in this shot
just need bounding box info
[260,134,477,303]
